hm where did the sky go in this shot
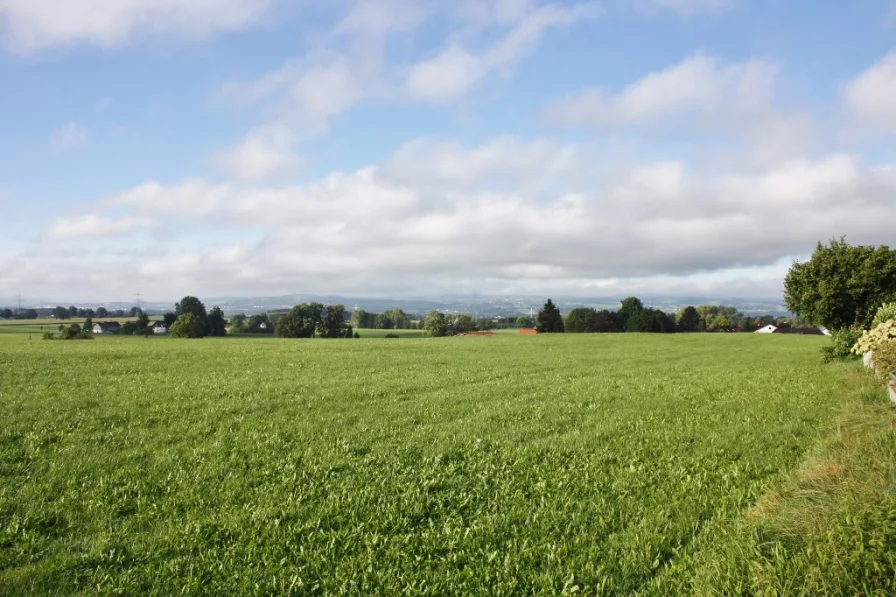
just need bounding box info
[1,0,895,304]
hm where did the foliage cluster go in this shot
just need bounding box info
[851,319,896,356]
[785,238,896,329]
[820,328,863,363]
[871,302,896,329]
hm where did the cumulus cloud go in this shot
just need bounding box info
[843,51,896,134]
[0,0,274,53]
[32,136,896,300]
[43,214,155,240]
[212,124,304,180]
[49,122,89,152]
[544,55,777,128]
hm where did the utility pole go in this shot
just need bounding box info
[134,292,142,311]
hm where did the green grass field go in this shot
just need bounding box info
[1,333,893,595]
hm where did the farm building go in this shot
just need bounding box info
[519,329,539,335]
[92,321,121,334]
[152,321,168,334]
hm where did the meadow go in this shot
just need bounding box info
[1,332,893,595]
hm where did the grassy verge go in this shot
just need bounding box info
[641,366,896,595]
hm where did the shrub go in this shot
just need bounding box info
[384,333,399,339]
[872,339,896,382]
[851,319,896,357]
[353,332,360,339]
[820,328,862,362]
[871,302,896,329]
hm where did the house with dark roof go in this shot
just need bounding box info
[92,321,121,334]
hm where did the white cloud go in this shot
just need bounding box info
[544,55,776,128]
[642,0,735,14]
[212,124,304,180]
[0,0,273,53]
[31,136,896,300]
[49,122,89,152]
[405,2,601,103]
[43,214,155,240]
[843,51,896,134]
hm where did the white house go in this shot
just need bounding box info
[152,321,168,334]
[755,324,778,334]
[92,321,121,334]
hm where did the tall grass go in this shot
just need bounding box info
[0,334,871,595]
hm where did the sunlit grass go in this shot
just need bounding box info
[0,333,859,594]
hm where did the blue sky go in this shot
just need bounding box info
[1,0,895,303]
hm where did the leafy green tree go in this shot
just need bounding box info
[374,313,393,330]
[320,305,347,339]
[617,297,643,331]
[175,296,208,333]
[351,309,369,329]
[423,310,448,337]
[565,308,597,333]
[20,309,38,320]
[515,315,535,329]
[84,317,93,330]
[136,312,150,332]
[247,313,273,334]
[170,313,204,339]
[230,313,247,333]
[67,306,78,318]
[129,306,142,317]
[0,308,13,319]
[785,238,896,329]
[96,307,108,318]
[628,308,676,333]
[275,306,314,338]
[537,299,564,333]
[206,307,227,337]
[677,306,700,332]
[452,313,476,334]
[52,306,68,320]
[594,310,621,333]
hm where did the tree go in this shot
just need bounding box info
[565,308,597,333]
[247,313,273,334]
[129,306,143,317]
[373,313,394,330]
[96,307,108,318]
[617,297,643,331]
[452,313,476,334]
[230,313,247,333]
[0,308,12,319]
[677,306,700,332]
[84,317,93,331]
[320,305,347,338]
[536,299,564,333]
[515,315,535,329]
[136,312,150,332]
[784,238,896,329]
[163,312,178,327]
[628,308,676,333]
[276,305,317,338]
[423,310,448,337]
[594,310,621,333]
[19,309,38,320]
[175,296,208,333]
[170,313,204,338]
[52,306,68,320]
[351,308,369,329]
[68,306,78,318]
[207,307,227,337]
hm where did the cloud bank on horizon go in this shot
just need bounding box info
[1,0,894,302]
